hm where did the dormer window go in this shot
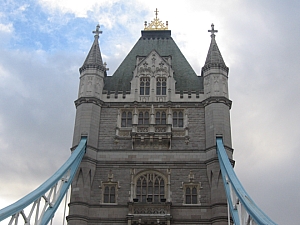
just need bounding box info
[138,111,149,125]
[156,77,167,95]
[140,77,150,95]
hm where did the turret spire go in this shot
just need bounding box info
[79,24,105,73]
[203,23,228,73]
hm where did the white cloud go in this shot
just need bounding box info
[0,22,13,33]
[38,0,119,17]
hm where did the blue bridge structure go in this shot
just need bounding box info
[0,137,277,225]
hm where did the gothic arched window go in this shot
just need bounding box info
[173,111,184,127]
[121,111,132,127]
[135,172,165,203]
[140,77,150,95]
[138,111,149,125]
[156,111,166,124]
[156,77,167,95]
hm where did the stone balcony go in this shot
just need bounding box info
[127,202,172,225]
[115,123,189,150]
[131,124,171,150]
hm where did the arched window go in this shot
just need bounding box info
[156,77,166,95]
[140,77,150,95]
[138,111,149,125]
[173,111,184,127]
[156,111,166,124]
[135,172,165,203]
[121,111,132,127]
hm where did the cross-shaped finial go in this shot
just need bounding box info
[155,8,159,19]
[208,23,218,37]
[93,24,102,38]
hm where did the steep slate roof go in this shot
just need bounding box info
[104,30,203,92]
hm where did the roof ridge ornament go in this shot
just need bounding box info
[144,8,168,30]
[208,23,218,38]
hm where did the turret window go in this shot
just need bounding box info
[121,111,132,127]
[138,111,149,125]
[156,111,166,124]
[156,77,167,95]
[140,77,150,95]
[173,111,184,127]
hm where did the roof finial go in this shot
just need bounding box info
[93,24,102,39]
[208,23,218,38]
[144,8,168,30]
[155,8,159,19]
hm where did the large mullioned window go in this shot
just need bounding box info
[136,173,165,203]
[156,111,166,124]
[103,185,116,203]
[185,186,197,204]
[138,111,149,125]
[121,111,132,127]
[173,111,184,127]
[140,77,150,95]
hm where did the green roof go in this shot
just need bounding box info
[104,30,203,92]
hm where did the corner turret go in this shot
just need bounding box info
[202,24,232,148]
[78,24,107,99]
[202,24,229,99]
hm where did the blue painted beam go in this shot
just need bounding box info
[0,137,87,223]
[216,137,277,225]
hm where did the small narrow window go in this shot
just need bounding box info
[156,112,161,124]
[156,78,167,95]
[144,112,149,125]
[161,112,166,124]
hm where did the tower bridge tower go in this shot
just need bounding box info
[69,11,232,225]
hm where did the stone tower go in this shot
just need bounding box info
[68,12,233,225]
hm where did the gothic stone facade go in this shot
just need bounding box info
[68,27,233,225]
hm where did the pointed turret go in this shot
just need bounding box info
[202,23,232,148]
[202,24,228,74]
[77,24,106,100]
[79,24,105,73]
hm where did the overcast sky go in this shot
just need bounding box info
[0,0,299,224]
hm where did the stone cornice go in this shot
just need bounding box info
[202,96,232,108]
[79,64,107,73]
[74,97,103,107]
[201,63,229,74]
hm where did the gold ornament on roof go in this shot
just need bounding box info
[144,8,168,30]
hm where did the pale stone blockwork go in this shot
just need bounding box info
[68,21,233,225]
